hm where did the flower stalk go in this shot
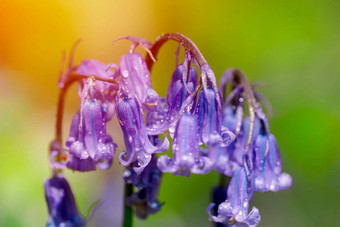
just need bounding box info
[123,182,134,227]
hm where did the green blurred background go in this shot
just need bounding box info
[0,0,339,226]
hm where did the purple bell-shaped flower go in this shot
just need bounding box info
[66,96,117,171]
[119,52,159,106]
[207,167,261,227]
[117,88,169,174]
[194,87,234,147]
[253,109,292,192]
[146,63,199,136]
[44,174,86,227]
[65,63,118,171]
[157,112,212,177]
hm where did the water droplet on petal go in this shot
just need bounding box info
[243,199,248,208]
[122,70,129,78]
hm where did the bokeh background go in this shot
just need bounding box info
[1,0,340,226]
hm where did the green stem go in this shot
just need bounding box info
[123,182,134,227]
[219,174,230,187]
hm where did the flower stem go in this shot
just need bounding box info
[220,69,258,147]
[232,69,257,147]
[146,33,208,71]
[123,182,134,227]
[219,174,230,187]
[146,33,223,109]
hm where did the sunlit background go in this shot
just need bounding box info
[1,0,340,226]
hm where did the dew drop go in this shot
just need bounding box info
[122,70,129,78]
[243,199,248,208]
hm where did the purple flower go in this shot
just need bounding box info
[44,174,86,227]
[253,110,292,192]
[166,62,198,108]
[207,167,260,227]
[222,104,244,137]
[209,68,292,227]
[123,155,164,219]
[66,99,117,171]
[76,59,119,121]
[205,105,253,177]
[166,64,198,137]
[229,116,261,168]
[117,88,169,174]
[200,63,222,110]
[205,145,239,177]
[119,52,159,106]
[157,113,212,177]
[146,63,199,136]
[194,88,234,147]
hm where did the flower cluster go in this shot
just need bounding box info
[206,69,292,226]
[45,34,292,226]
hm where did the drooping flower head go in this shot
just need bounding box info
[157,112,212,177]
[65,60,118,171]
[194,87,235,147]
[116,87,169,174]
[114,36,159,107]
[145,51,200,136]
[65,97,117,171]
[155,54,218,176]
[207,167,260,227]
[146,50,236,177]
[145,49,228,140]
[252,107,292,192]
[44,174,86,227]
[206,68,292,226]
[216,68,292,190]
[119,52,159,106]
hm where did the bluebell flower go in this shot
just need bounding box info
[157,112,212,177]
[252,108,292,192]
[194,87,234,147]
[150,55,231,176]
[66,98,117,171]
[44,175,86,227]
[166,64,198,137]
[63,59,119,172]
[117,88,169,174]
[146,62,199,136]
[207,167,260,227]
[119,52,159,106]
[215,69,292,188]
[206,107,258,177]
[207,68,292,226]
